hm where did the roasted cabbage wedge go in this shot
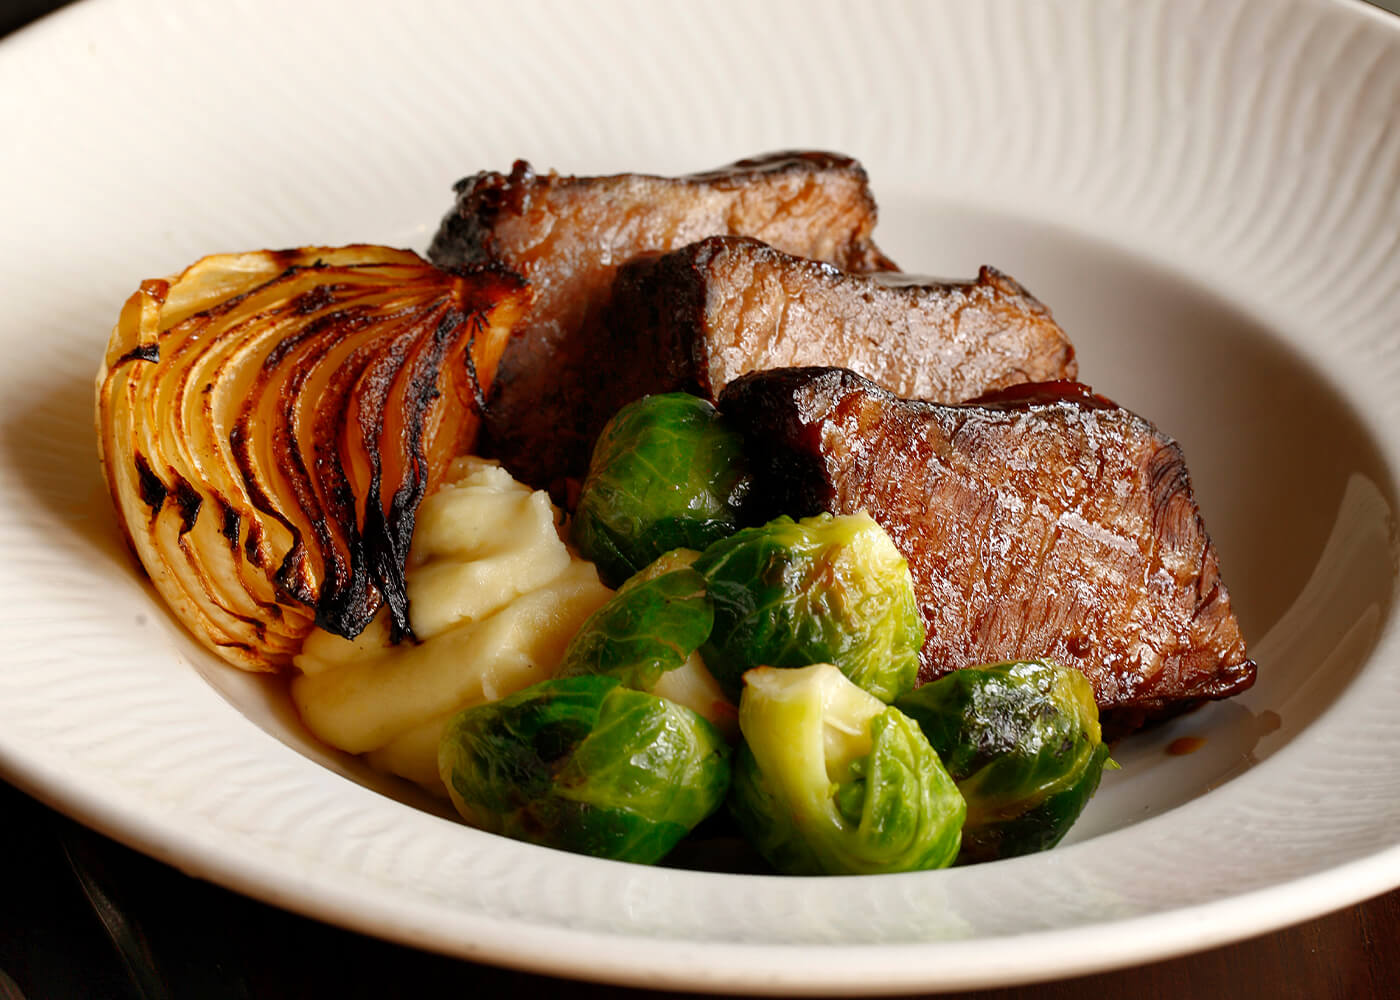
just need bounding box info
[96,246,528,670]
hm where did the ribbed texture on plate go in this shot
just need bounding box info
[0,0,1398,992]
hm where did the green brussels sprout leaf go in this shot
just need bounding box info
[954,742,1112,862]
[573,393,752,587]
[439,675,731,864]
[619,547,702,588]
[894,658,1112,863]
[555,566,714,692]
[695,512,924,702]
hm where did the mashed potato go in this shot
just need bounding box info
[292,456,613,791]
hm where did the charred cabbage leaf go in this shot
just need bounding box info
[95,246,527,670]
[291,457,613,792]
[895,658,1112,862]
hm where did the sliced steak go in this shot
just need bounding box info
[428,152,896,491]
[718,367,1255,732]
[600,235,1076,416]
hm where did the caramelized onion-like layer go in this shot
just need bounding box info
[96,246,528,671]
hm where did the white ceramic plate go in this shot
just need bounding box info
[2,0,1398,993]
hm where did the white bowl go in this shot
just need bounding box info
[0,0,1397,993]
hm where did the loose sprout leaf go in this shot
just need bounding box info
[559,549,737,737]
[555,567,714,691]
[573,394,752,587]
[618,548,702,590]
[729,664,964,875]
[894,659,1111,862]
[439,675,731,864]
[694,513,924,702]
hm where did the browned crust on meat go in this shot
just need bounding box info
[427,152,896,492]
[603,235,1076,407]
[718,366,1255,730]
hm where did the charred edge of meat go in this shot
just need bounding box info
[685,149,870,183]
[967,378,1114,410]
[429,161,537,270]
[603,247,722,400]
[714,366,855,524]
[969,265,1047,311]
[684,152,896,272]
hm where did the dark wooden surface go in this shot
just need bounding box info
[4,2,1397,998]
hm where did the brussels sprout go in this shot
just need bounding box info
[894,659,1112,863]
[439,675,731,864]
[555,566,714,691]
[554,556,736,735]
[729,664,964,875]
[621,547,702,584]
[694,512,924,702]
[573,393,752,587]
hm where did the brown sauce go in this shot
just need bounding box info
[1166,736,1208,756]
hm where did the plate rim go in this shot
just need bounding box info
[6,744,1399,995]
[2,0,1400,992]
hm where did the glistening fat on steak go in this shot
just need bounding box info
[718,367,1255,732]
[428,152,896,491]
[600,235,1077,411]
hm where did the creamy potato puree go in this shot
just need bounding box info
[653,650,738,740]
[292,456,613,792]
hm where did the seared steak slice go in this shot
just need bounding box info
[600,235,1076,414]
[718,367,1255,731]
[428,152,896,491]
